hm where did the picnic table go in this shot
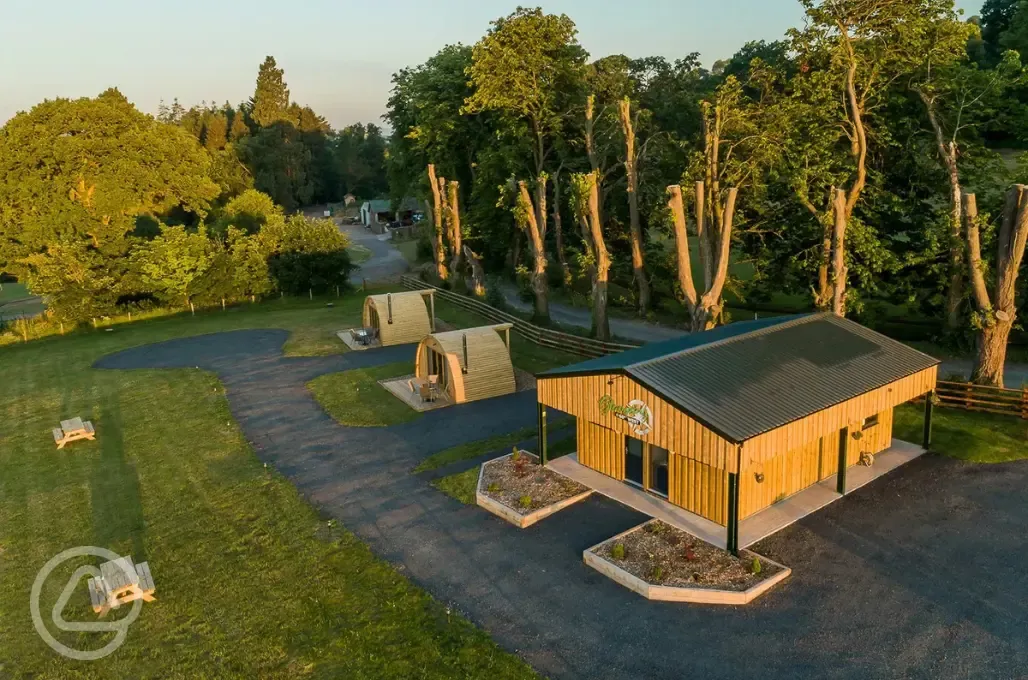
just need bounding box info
[87,556,156,616]
[52,417,96,449]
[408,376,441,403]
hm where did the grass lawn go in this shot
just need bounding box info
[347,243,374,265]
[308,362,420,427]
[894,403,1028,463]
[395,240,422,265]
[433,467,481,505]
[433,299,581,374]
[415,426,538,473]
[0,281,31,303]
[0,292,538,678]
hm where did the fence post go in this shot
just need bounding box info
[222,298,226,311]
[60,322,64,335]
[309,288,313,300]
[965,382,972,410]
[190,302,195,316]
[1023,388,1027,420]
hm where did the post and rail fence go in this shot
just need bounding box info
[933,380,1028,420]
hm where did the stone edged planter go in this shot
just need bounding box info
[584,520,791,605]
[476,452,593,529]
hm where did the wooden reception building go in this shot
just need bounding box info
[362,291,435,346]
[415,324,516,404]
[536,314,939,553]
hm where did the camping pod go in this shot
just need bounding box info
[415,324,515,404]
[362,291,435,346]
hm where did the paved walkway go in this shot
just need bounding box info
[96,330,1028,679]
[338,221,409,283]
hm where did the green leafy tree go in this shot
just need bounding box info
[251,56,291,128]
[216,189,283,235]
[229,110,251,141]
[0,92,219,286]
[237,122,314,211]
[131,225,216,306]
[264,215,355,294]
[204,112,229,151]
[19,240,118,323]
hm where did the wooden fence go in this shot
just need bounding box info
[400,276,639,359]
[935,380,1028,419]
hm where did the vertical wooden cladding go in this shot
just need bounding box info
[577,421,625,480]
[537,374,740,473]
[669,456,728,525]
[739,366,937,467]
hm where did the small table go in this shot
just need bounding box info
[351,329,371,346]
[88,557,156,616]
[53,417,96,449]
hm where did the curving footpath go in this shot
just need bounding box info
[95,330,1028,680]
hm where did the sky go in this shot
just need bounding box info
[0,0,984,130]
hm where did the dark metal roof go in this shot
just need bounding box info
[541,313,939,443]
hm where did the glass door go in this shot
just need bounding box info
[625,437,644,487]
[649,445,669,497]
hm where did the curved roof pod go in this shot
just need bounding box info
[415,324,516,404]
[362,291,435,346]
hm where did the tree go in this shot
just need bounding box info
[447,180,463,279]
[216,189,283,235]
[0,93,218,288]
[251,56,290,128]
[237,122,314,211]
[667,182,737,331]
[512,179,550,322]
[571,171,611,339]
[229,111,251,141]
[427,164,449,280]
[963,188,1028,386]
[618,98,650,314]
[204,112,228,151]
[464,7,587,258]
[131,225,216,307]
[264,215,355,294]
[18,240,117,323]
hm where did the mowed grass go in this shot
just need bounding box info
[894,402,1028,463]
[347,243,374,265]
[432,467,481,505]
[308,362,420,427]
[0,293,539,678]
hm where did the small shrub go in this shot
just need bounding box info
[518,495,532,509]
[751,556,762,575]
[610,543,625,560]
[511,448,521,462]
[649,566,663,581]
[645,521,667,535]
[684,545,696,561]
[486,482,500,493]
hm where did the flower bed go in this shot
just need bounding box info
[585,520,791,605]
[476,451,592,528]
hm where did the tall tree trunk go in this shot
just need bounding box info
[831,188,848,317]
[447,180,463,280]
[668,182,737,332]
[619,98,650,315]
[427,164,448,280]
[966,187,1028,387]
[585,173,610,341]
[694,182,713,291]
[817,215,833,310]
[518,180,550,323]
[552,169,571,286]
[918,90,964,331]
[463,245,486,297]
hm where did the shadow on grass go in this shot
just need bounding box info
[90,393,147,560]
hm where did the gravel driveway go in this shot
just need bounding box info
[96,330,1028,679]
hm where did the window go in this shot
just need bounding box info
[861,414,879,430]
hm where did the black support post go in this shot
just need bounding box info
[538,403,549,466]
[837,427,849,495]
[923,390,934,450]
[726,472,739,556]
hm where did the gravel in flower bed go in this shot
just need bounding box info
[593,520,782,591]
[480,451,588,514]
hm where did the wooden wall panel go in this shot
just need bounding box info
[740,367,936,467]
[669,455,728,525]
[538,375,741,473]
[577,420,625,480]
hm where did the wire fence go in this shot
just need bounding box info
[400,275,639,359]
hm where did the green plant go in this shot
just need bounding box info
[751,556,762,575]
[511,448,521,462]
[610,543,625,560]
[486,482,500,493]
[649,566,663,581]
[485,278,507,310]
[645,521,667,535]
[518,495,532,509]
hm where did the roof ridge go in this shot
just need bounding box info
[628,313,822,370]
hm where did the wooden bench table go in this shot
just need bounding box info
[87,556,156,616]
[53,417,96,449]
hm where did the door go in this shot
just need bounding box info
[649,445,670,497]
[625,436,645,487]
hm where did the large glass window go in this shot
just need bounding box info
[649,445,669,497]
